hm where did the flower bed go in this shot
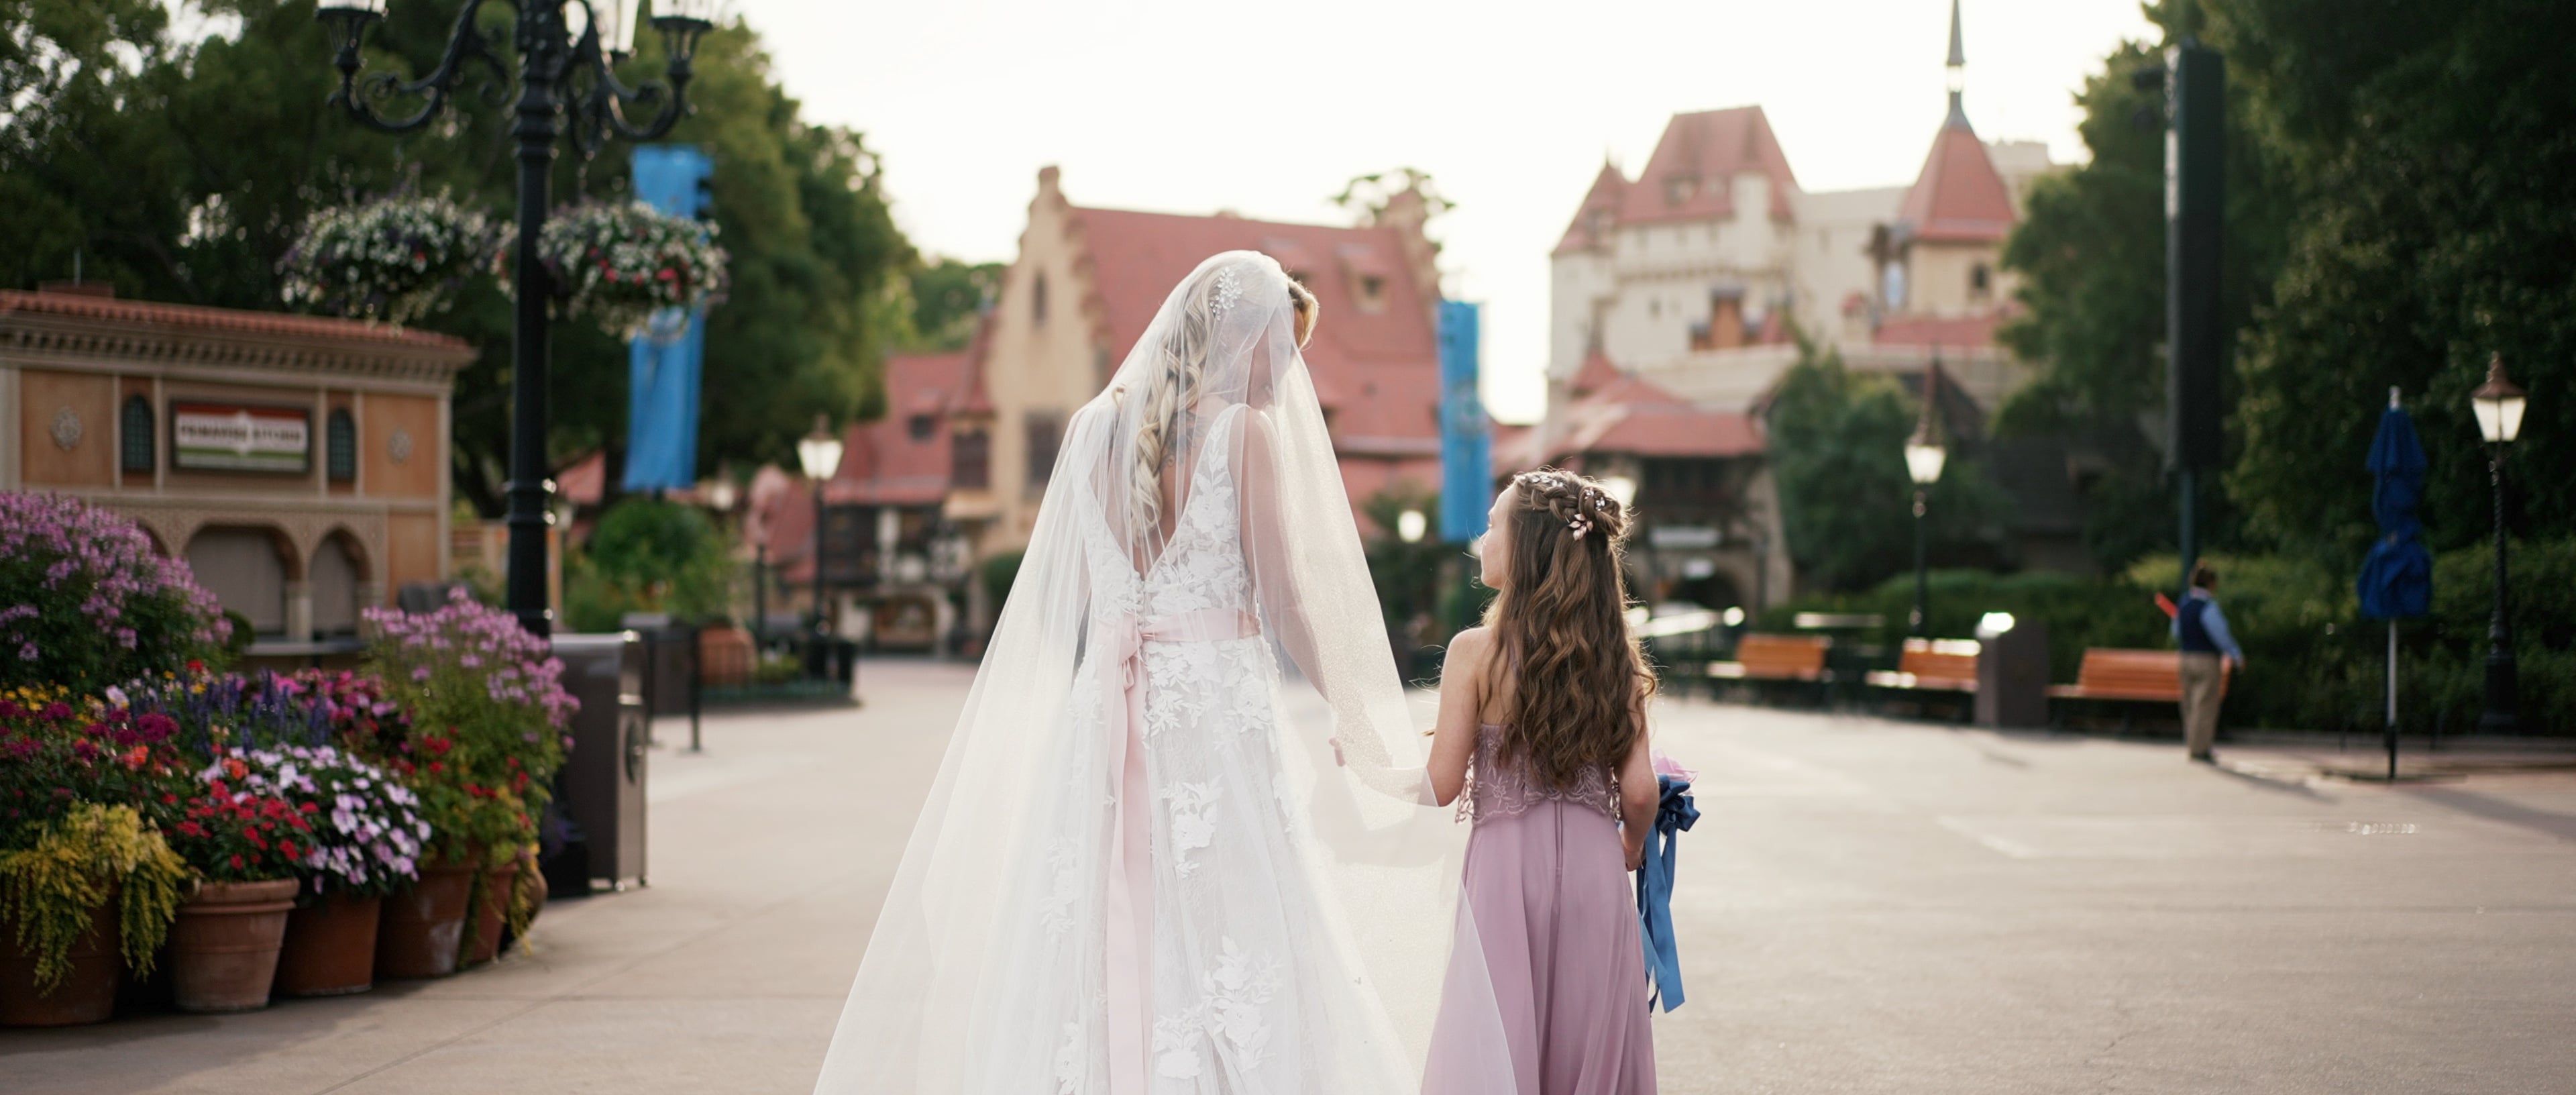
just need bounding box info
[0,496,580,1021]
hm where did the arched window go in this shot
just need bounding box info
[1031,272,1049,324]
[1970,263,1992,297]
[120,396,154,474]
[326,409,358,482]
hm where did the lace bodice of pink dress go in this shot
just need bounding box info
[1460,722,1621,823]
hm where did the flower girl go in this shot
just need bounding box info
[1426,469,1659,1094]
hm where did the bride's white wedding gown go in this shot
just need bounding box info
[976,404,1393,1092]
[812,252,1508,1095]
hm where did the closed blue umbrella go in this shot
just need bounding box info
[2357,389,2432,777]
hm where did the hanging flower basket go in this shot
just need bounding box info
[536,201,729,339]
[278,195,499,327]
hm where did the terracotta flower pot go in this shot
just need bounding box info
[0,894,122,1027]
[464,861,521,967]
[273,891,382,997]
[375,862,475,979]
[168,878,299,1012]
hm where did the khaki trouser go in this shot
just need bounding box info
[2179,651,2225,758]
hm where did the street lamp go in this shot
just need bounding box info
[313,0,715,635]
[1904,360,1949,636]
[2471,352,2526,733]
[797,415,845,673]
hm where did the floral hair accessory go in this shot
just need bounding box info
[1211,268,1244,317]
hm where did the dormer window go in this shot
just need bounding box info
[1970,262,1992,299]
[1664,176,1696,206]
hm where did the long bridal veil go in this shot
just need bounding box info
[814,252,1509,1092]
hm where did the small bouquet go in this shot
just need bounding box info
[198,745,429,897]
[534,200,728,338]
[278,194,500,326]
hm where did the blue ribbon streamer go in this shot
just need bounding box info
[1636,773,1698,1012]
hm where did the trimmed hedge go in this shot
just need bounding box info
[1755,538,2573,735]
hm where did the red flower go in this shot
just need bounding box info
[228,855,243,870]
[427,761,444,774]
[186,660,205,673]
[278,841,298,860]
[299,802,319,814]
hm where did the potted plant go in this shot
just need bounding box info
[365,590,576,968]
[0,803,187,1027]
[212,744,429,996]
[535,200,729,338]
[278,193,499,327]
[160,762,309,1012]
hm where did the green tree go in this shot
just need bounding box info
[1766,344,2006,593]
[2208,0,2576,559]
[0,1,912,513]
[890,258,1001,352]
[1993,1,2294,572]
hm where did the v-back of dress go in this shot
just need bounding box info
[969,401,1408,1093]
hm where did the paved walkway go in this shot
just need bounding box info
[7,662,2573,1093]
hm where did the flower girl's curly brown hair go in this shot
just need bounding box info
[1481,468,1655,790]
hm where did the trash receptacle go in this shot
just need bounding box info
[1975,615,2050,729]
[548,633,648,895]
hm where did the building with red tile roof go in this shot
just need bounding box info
[1547,0,2055,426]
[1,284,474,644]
[1539,0,2085,600]
[956,165,1449,597]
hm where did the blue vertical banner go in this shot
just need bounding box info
[621,144,716,494]
[1437,301,1490,543]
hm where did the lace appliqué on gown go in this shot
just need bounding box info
[1460,722,1621,823]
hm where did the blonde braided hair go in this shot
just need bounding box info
[1128,269,1317,539]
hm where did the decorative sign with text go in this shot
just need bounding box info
[172,403,311,473]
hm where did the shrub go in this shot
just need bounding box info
[567,498,732,631]
[981,549,1025,612]
[0,493,228,694]
[1758,569,2165,684]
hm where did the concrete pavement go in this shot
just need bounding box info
[5,661,2573,1093]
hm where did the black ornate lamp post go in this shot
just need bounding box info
[2470,353,2527,734]
[315,0,716,636]
[796,415,845,676]
[1903,358,1949,636]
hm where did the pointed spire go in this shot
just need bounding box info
[1947,0,1965,68]
[1944,0,1970,129]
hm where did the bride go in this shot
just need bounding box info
[814,252,1510,1093]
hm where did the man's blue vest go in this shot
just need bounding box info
[2178,596,2218,654]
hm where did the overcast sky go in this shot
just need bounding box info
[739,1,2155,420]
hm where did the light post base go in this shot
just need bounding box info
[2477,654,2520,735]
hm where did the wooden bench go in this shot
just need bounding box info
[1707,633,1832,707]
[1864,637,1982,694]
[2046,648,2231,731]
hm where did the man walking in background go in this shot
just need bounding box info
[2174,563,2245,763]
